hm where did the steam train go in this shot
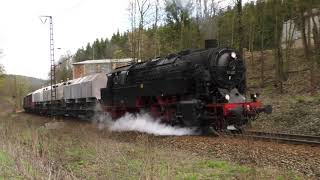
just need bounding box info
[23,40,272,131]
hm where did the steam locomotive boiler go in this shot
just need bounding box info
[101,40,272,131]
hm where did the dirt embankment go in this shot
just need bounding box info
[251,93,320,136]
[244,49,320,136]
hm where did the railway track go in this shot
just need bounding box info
[20,111,320,146]
[225,130,320,146]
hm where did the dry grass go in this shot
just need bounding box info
[248,91,320,136]
[0,109,307,179]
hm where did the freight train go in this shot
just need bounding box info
[23,40,272,132]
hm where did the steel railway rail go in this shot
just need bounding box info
[225,130,320,146]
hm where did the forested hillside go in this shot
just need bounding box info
[70,0,319,94]
[0,74,46,108]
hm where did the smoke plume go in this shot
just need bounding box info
[94,112,197,136]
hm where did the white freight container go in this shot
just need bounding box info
[80,73,107,100]
[63,79,77,100]
[56,83,64,100]
[71,78,83,99]
[43,86,51,102]
[32,89,42,102]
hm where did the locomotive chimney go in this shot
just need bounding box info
[205,39,218,49]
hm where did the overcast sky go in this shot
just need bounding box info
[0,0,244,79]
[0,0,130,79]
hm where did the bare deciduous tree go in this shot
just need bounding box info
[137,0,151,60]
[153,0,161,57]
[129,0,138,61]
[297,1,319,93]
[273,0,285,93]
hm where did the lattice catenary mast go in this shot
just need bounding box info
[40,15,56,116]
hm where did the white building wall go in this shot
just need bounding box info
[282,9,319,49]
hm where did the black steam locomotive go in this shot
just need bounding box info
[101,40,272,131]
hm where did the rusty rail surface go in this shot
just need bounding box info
[225,130,320,146]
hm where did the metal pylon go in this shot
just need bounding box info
[49,16,57,116]
[49,17,56,106]
[41,15,56,116]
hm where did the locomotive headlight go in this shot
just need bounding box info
[225,94,230,101]
[250,93,259,102]
[231,52,237,59]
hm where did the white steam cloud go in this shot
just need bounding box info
[94,112,197,136]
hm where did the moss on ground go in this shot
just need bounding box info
[176,160,253,180]
[0,150,21,179]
